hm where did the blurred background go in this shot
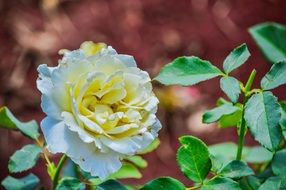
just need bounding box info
[1,0,286,189]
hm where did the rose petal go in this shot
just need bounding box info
[41,116,121,179]
[100,132,155,155]
[62,112,94,143]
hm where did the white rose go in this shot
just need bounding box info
[37,42,161,179]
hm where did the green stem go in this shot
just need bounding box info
[52,154,68,190]
[236,70,256,161]
[186,186,201,190]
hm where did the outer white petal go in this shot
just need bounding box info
[41,117,70,153]
[37,64,58,95]
[143,96,159,112]
[41,95,62,120]
[37,64,58,79]
[100,46,117,56]
[115,54,137,67]
[41,116,122,179]
[60,50,86,66]
[37,79,53,95]
[93,56,127,75]
[142,114,157,127]
[150,119,162,137]
[37,67,52,95]
[100,132,155,155]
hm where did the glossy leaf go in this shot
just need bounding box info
[243,146,273,164]
[249,22,286,64]
[238,178,253,190]
[56,177,85,190]
[220,76,241,103]
[0,106,40,140]
[141,177,185,190]
[125,155,147,169]
[177,136,211,183]
[218,108,242,128]
[62,159,77,178]
[244,92,282,151]
[154,56,222,86]
[280,102,286,140]
[272,149,286,176]
[203,104,239,124]
[1,174,40,190]
[219,160,254,179]
[209,143,272,165]
[247,176,262,190]
[97,180,127,190]
[210,154,224,173]
[258,176,286,190]
[8,144,42,173]
[261,61,286,90]
[110,163,142,179]
[223,43,250,74]
[201,177,241,190]
[209,142,237,169]
[216,100,242,128]
[257,167,275,181]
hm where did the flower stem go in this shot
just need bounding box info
[52,154,68,190]
[186,186,201,190]
[236,70,256,161]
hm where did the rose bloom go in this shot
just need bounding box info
[37,42,161,179]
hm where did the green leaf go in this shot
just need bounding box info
[216,97,231,106]
[203,104,239,124]
[209,142,271,165]
[154,56,222,86]
[249,22,286,64]
[8,144,42,173]
[110,163,142,179]
[62,159,77,178]
[272,149,286,176]
[88,178,102,187]
[261,61,286,90]
[141,177,185,190]
[125,155,147,168]
[280,102,286,140]
[97,180,127,190]
[216,100,242,128]
[219,160,254,179]
[56,177,85,190]
[247,176,262,190]
[239,176,262,190]
[47,162,57,180]
[209,154,224,173]
[257,167,275,181]
[201,177,241,190]
[258,176,285,190]
[239,178,253,190]
[243,146,273,164]
[244,92,282,151]
[220,76,241,103]
[0,106,40,140]
[218,109,242,128]
[208,142,237,169]
[177,136,211,183]
[138,138,160,154]
[1,174,40,190]
[223,43,250,74]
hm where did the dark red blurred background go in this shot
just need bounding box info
[1,0,286,189]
